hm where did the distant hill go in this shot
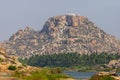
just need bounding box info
[5,14,120,58]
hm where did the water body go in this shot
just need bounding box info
[63,71,97,80]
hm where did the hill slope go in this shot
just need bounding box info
[0,42,72,80]
[0,42,22,72]
[5,14,120,57]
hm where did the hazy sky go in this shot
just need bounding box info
[0,0,120,41]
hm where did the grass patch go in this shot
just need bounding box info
[13,68,70,80]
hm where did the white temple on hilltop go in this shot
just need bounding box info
[67,13,76,16]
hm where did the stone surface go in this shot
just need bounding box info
[4,14,120,58]
[91,71,120,80]
[107,59,120,68]
[0,43,23,73]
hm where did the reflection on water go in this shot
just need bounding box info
[63,71,97,79]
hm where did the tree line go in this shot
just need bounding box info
[19,52,120,67]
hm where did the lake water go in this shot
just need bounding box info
[63,71,97,80]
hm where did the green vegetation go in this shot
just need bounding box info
[13,68,70,80]
[20,52,120,68]
[0,58,3,62]
[90,75,115,80]
[8,65,17,71]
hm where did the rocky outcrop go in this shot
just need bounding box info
[5,27,41,57]
[107,59,120,68]
[90,71,120,80]
[5,14,120,58]
[0,46,22,72]
[0,43,39,77]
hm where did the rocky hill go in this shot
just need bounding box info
[5,14,120,58]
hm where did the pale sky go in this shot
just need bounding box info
[0,0,120,41]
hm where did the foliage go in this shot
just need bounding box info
[90,75,115,80]
[0,58,3,62]
[8,65,17,71]
[20,52,120,67]
[13,68,69,80]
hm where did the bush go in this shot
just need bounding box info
[0,58,3,62]
[50,68,61,74]
[8,65,17,71]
